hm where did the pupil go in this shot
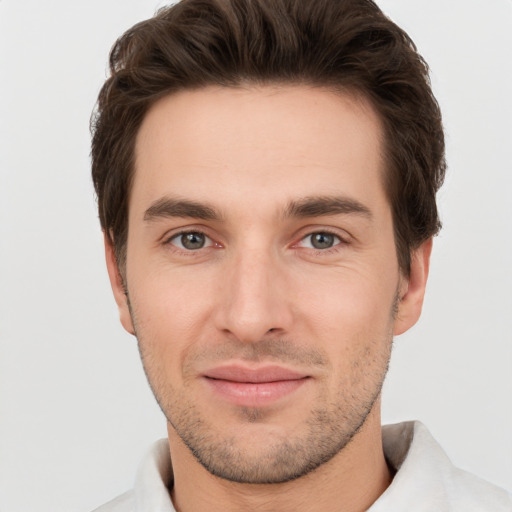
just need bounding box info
[312,233,334,249]
[182,232,205,250]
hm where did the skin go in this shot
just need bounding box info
[106,85,431,512]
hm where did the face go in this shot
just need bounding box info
[106,85,430,484]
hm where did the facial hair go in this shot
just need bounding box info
[129,294,395,484]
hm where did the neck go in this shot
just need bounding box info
[168,403,392,512]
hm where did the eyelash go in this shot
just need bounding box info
[162,229,350,255]
[299,230,346,249]
[164,230,216,254]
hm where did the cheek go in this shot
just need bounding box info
[130,260,211,320]
[128,268,218,365]
[292,266,397,379]
[298,268,397,332]
[302,278,395,389]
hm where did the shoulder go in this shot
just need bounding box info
[90,438,174,512]
[90,490,134,512]
[374,421,512,511]
[445,464,512,511]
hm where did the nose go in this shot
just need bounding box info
[214,247,293,343]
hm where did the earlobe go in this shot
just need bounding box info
[394,238,433,336]
[104,233,135,336]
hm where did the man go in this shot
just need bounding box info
[90,0,512,510]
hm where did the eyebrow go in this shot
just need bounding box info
[143,195,372,223]
[144,197,221,222]
[284,196,373,220]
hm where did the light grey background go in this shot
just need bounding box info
[1,1,511,511]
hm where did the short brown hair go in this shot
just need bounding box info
[91,0,445,274]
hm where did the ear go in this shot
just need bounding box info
[394,238,433,336]
[104,233,135,335]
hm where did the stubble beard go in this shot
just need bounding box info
[161,368,388,484]
[131,320,394,484]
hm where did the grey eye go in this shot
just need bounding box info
[309,232,337,249]
[173,232,208,250]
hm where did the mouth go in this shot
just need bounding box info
[202,365,310,407]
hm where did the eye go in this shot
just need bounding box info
[299,232,342,250]
[169,231,212,250]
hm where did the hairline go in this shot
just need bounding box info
[112,81,411,276]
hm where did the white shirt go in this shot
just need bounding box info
[92,421,512,511]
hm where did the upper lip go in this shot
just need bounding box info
[203,365,308,383]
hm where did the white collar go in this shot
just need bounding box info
[128,421,511,512]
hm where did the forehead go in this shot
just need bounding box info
[132,85,387,218]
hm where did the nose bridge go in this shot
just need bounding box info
[217,240,291,342]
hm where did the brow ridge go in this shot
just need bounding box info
[284,195,373,219]
[143,195,372,223]
[144,197,220,221]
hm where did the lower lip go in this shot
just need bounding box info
[204,377,309,407]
